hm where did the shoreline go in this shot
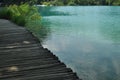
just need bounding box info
[0,19,81,80]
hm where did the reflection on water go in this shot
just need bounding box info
[38,6,70,16]
[38,6,120,80]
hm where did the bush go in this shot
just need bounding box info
[42,2,51,6]
[11,15,26,26]
[0,3,41,26]
[68,1,76,6]
[0,8,12,19]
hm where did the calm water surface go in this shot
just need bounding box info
[38,6,120,80]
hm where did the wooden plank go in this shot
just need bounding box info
[0,19,81,80]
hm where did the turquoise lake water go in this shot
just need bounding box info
[38,6,120,80]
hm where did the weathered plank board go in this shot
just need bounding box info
[0,19,81,80]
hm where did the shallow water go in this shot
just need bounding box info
[38,6,120,80]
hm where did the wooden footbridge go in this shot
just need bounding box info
[0,19,81,80]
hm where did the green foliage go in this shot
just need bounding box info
[11,15,26,26]
[67,0,76,6]
[51,0,64,6]
[29,13,41,20]
[26,20,50,42]
[2,0,120,5]
[112,0,120,5]
[0,3,41,26]
[37,0,120,6]
[1,0,38,5]
[29,0,38,5]
[0,8,12,19]
[42,2,51,6]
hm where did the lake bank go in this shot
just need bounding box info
[0,19,81,80]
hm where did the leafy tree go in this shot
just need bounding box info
[1,0,120,5]
[112,0,120,5]
[105,0,114,5]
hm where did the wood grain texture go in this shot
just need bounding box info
[0,19,81,80]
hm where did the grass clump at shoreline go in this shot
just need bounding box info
[0,3,41,26]
[0,3,46,42]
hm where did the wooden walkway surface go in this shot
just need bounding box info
[0,19,81,80]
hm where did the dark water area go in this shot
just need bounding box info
[37,6,120,80]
